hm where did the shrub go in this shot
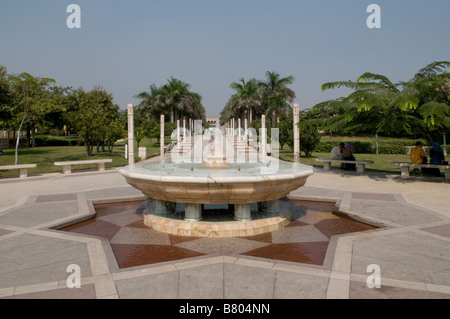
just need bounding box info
[352,141,373,154]
[313,141,336,153]
[299,124,321,157]
[45,139,70,146]
[34,135,48,147]
[377,144,407,154]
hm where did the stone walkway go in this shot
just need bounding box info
[1,165,450,299]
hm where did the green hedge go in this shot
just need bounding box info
[313,140,410,154]
[314,141,374,154]
[377,144,407,154]
[34,135,82,147]
[313,141,336,153]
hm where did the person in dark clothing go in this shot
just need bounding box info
[342,142,356,171]
[428,142,446,177]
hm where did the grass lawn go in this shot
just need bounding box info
[0,138,164,178]
[320,135,424,145]
[279,150,410,172]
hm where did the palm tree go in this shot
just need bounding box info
[136,77,206,123]
[259,71,296,125]
[222,78,263,124]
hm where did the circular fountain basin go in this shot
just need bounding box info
[119,161,314,205]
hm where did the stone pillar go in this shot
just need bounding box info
[177,120,180,143]
[183,118,186,142]
[293,103,300,163]
[160,115,165,159]
[234,204,251,221]
[244,118,248,145]
[193,120,202,164]
[264,199,280,214]
[238,118,241,141]
[127,104,135,166]
[138,147,147,160]
[155,200,167,214]
[444,133,447,156]
[185,204,202,221]
[261,115,266,159]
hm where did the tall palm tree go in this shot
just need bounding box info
[136,77,206,123]
[228,78,262,123]
[259,71,296,125]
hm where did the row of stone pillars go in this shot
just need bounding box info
[223,104,301,163]
[127,104,200,162]
[127,103,301,164]
[154,199,281,222]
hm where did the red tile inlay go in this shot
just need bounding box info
[315,217,377,239]
[286,220,310,227]
[111,244,205,268]
[125,220,149,229]
[94,201,147,217]
[60,218,121,241]
[59,199,378,269]
[238,232,273,243]
[242,242,329,265]
[168,234,201,245]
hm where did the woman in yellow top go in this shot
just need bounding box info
[410,141,426,164]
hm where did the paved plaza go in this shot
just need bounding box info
[1,160,450,299]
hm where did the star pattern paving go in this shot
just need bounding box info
[60,200,376,269]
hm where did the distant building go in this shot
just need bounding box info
[206,118,218,126]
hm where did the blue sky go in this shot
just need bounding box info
[1,0,449,118]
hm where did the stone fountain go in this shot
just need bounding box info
[119,112,314,237]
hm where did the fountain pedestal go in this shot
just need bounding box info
[234,204,251,221]
[185,204,203,221]
[119,119,313,237]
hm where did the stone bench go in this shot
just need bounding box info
[54,159,112,174]
[391,162,450,180]
[0,164,37,178]
[315,158,374,173]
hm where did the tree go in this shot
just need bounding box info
[221,78,263,124]
[105,118,125,153]
[319,61,450,142]
[65,87,119,157]
[259,71,296,126]
[0,66,12,153]
[299,123,321,157]
[304,99,354,135]
[136,77,206,123]
[396,61,450,142]
[220,72,296,126]
[134,126,146,149]
[7,72,57,164]
[278,113,293,150]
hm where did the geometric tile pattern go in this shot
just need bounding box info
[59,199,377,269]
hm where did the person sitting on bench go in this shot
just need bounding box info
[343,142,356,171]
[429,141,446,177]
[410,141,427,174]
